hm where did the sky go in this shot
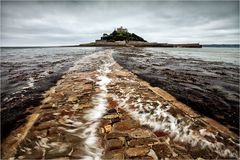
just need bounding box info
[1,1,239,46]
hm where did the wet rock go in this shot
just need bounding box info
[147,149,158,160]
[152,144,172,158]
[113,120,139,132]
[106,132,129,139]
[71,148,85,159]
[60,110,74,116]
[23,147,43,159]
[129,128,152,139]
[103,149,124,160]
[45,142,72,158]
[41,104,52,109]
[189,146,217,159]
[126,146,150,157]
[129,156,154,160]
[171,143,188,155]
[107,108,117,114]
[72,104,83,110]
[67,96,78,102]
[51,157,70,160]
[108,99,118,108]
[103,113,119,119]
[111,117,121,124]
[106,139,124,150]
[43,97,52,104]
[83,84,93,92]
[35,120,57,130]
[104,125,112,133]
[154,131,168,137]
[102,119,112,126]
[128,138,158,147]
[32,130,47,137]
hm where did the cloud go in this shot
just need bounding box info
[1,1,239,46]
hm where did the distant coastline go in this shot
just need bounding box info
[1,44,239,49]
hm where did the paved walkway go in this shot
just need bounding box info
[2,50,239,159]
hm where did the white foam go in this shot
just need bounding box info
[58,50,115,160]
[23,77,35,89]
[81,51,114,159]
[111,79,238,158]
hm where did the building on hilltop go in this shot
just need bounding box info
[116,26,128,33]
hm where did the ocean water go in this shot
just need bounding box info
[1,46,239,138]
[145,47,240,65]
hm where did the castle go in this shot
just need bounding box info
[116,26,128,33]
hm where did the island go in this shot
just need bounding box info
[79,26,202,48]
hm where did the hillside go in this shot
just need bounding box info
[100,30,147,42]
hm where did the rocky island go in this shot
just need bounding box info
[79,26,202,48]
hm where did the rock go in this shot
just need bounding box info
[83,84,93,92]
[72,104,83,110]
[189,146,216,159]
[154,131,168,137]
[171,143,188,155]
[126,146,150,157]
[113,120,139,132]
[60,110,74,116]
[103,149,124,160]
[32,130,47,137]
[67,96,78,102]
[41,104,52,109]
[107,99,118,109]
[51,157,70,160]
[99,128,105,134]
[43,97,52,104]
[152,144,172,158]
[107,109,117,114]
[35,120,57,130]
[46,142,72,158]
[104,125,112,133]
[103,113,119,119]
[129,128,152,139]
[129,156,154,160]
[106,139,124,150]
[111,117,121,124]
[128,138,159,147]
[106,132,128,139]
[81,103,92,108]
[23,147,43,159]
[147,149,158,160]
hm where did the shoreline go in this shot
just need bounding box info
[2,51,239,159]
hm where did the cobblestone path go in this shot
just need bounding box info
[2,50,239,160]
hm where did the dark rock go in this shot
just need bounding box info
[106,132,129,139]
[103,148,124,160]
[126,146,150,157]
[106,139,124,150]
[128,138,158,147]
[152,144,172,158]
[107,109,117,114]
[113,120,139,132]
[111,117,121,124]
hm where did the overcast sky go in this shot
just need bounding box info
[1,1,239,46]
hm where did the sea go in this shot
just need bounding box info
[1,46,239,138]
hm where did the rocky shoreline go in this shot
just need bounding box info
[2,50,239,159]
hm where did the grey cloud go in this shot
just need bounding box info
[1,1,239,46]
